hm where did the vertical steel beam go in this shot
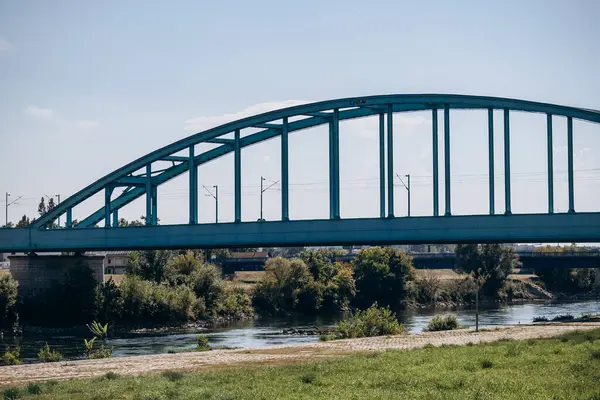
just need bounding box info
[333,109,340,219]
[104,187,111,228]
[567,116,575,213]
[329,122,335,218]
[503,109,511,215]
[488,108,495,215]
[432,109,439,217]
[234,129,242,223]
[146,164,152,225]
[444,105,451,216]
[281,117,289,221]
[112,208,119,228]
[189,146,197,224]
[379,113,386,218]
[387,104,395,218]
[151,185,158,225]
[547,114,554,214]
[66,208,72,228]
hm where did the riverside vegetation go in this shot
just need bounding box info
[2,329,599,399]
[0,245,596,336]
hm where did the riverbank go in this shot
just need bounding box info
[1,320,599,389]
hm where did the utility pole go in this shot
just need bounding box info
[5,193,23,228]
[202,185,218,223]
[259,176,279,222]
[396,173,411,217]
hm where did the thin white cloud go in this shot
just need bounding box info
[184,100,430,138]
[184,100,309,132]
[78,120,99,129]
[24,105,54,118]
[0,37,11,56]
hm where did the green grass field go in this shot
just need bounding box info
[5,329,600,400]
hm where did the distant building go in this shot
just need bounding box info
[87,251,130,274]
[218,251,269,274]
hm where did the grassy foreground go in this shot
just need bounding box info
[6,329,600,400]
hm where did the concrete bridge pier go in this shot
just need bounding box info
[9,254,104,295]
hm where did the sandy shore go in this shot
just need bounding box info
[1,321,598,386]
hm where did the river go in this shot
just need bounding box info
[3,300,599,363]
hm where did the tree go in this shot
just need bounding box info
[126,250,174,283]
[352,247,415,309]
[252,257,320,315]
[15,215,30,228]
[1,222,14,228]
[454,244,518,296]
[38,197,46,216]
[455,244,519,332]
[0,274,18,330]
[47,198,56,212]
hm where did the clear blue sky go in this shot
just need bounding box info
[1,0,599,229]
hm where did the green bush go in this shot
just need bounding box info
[196,334,210,351]
[26,383,42,395]
[87,344,113,359]
[103,372,120,380]
[37,343,63,362]
[119,276,197,326]
[1,346,21,366]
[331,304,406,339]
[213,286,254,319]
[424,315,462,332]
[0,274,18,330]
[352,247,415,309]
[3,387,21,400]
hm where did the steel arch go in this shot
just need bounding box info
[31,94,600,229]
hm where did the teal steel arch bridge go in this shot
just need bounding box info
[1,94,600,252]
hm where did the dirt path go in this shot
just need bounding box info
[1,322,599,386]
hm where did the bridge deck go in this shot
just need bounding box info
[1,213,600,252]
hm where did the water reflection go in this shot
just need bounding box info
[2,300,598,362]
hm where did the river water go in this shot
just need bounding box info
[3,300,599,363]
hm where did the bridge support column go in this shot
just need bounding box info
[387,104,395,218]
[488,108,495,215]
[9,255,104,296]
[112,208,119,227]
[104,187,112,228]
[151,185,158,225]
[379,113,386,218]
[432,109,439,217]
[234,129,241,223]
[146,164,152,225]
[504,109,511,215]
[547,114,554,214]
[66,208,72,228]
[281,118,289,221]
[189,146,198,224]
[567,117,575,213]
[444,105,451,216]
[329,110,340,219]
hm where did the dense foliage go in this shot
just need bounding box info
[324,304,406,340]
[252,251,356,316]
[455,244,519,296]
[352,247,415,309]
[14,251,252,329]
[423,314,462,332]
[0,274,18,330]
